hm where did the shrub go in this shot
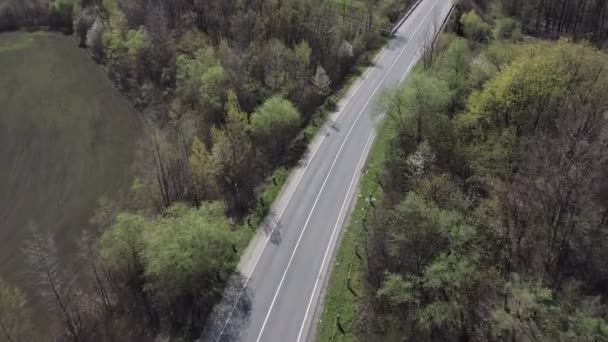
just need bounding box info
[461,10,492,43]
[495,17,522,41]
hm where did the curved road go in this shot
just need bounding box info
[202,0,454,340]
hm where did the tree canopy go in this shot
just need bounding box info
[99,202,238,337]
[251,96,301,166]
[359,9,608,341]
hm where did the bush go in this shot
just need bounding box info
[251,96,301,167]
[495,17,522,41]
[461,10,492,43]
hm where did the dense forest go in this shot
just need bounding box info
[0,0,416,341]
[451,0,608,43]
[0,0,74,32]
[355,0,608,340]
[501,0,608,42]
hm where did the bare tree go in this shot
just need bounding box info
[421,18,440,70]
[77,231,111,313]
[24,228,82,341]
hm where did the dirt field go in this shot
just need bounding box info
[0,31,141,295]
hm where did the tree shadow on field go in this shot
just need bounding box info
[199,274,253,342]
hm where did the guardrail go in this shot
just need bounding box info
[388,0,425,36]
[431,3,456,45]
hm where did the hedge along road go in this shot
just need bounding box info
[201,0,455,341]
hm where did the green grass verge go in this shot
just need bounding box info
[316,119,393,342]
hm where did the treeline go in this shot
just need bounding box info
[358,4,608,341]
[0,0,74,32]
[460,0,608,43]
[501,0,608,42]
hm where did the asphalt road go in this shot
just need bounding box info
[202,0,454,341]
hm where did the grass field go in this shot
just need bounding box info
[0,31,142,298]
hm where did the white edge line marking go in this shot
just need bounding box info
[296,1,451,340]
[213,29,386,342]
[254,84,369,342]
[214,0,438,340]
[254,0,442,340]
[297,2,454,342]
[295,130,375,342]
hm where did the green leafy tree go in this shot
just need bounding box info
[482,41,527,73]
[463,49,567,133]
[250,96,301,167]
[142,203,237,298]
[102,14,129,66]
[377,273,416,306]
[367,33,608,342]
[141,202,237,334]
[491,278,608,341]
[99,203,239,337]
[494,17,523,41]
[262,39,295,96]
[100,213,147,276]
[199,65,226,114]
[388,73,451,147]
[104,15,151,63]
[290,41,313,106]
[102,14,151,87]
[461,11,492,43]
[124,26,151,60]
[377,191,490,340]
[188,136,215,200]
[455,42,596,179]
[414,253,495,340]
[433,37,473,115]
[211,91,256,216]
[384,192,451,275]
[175,47,227,125]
